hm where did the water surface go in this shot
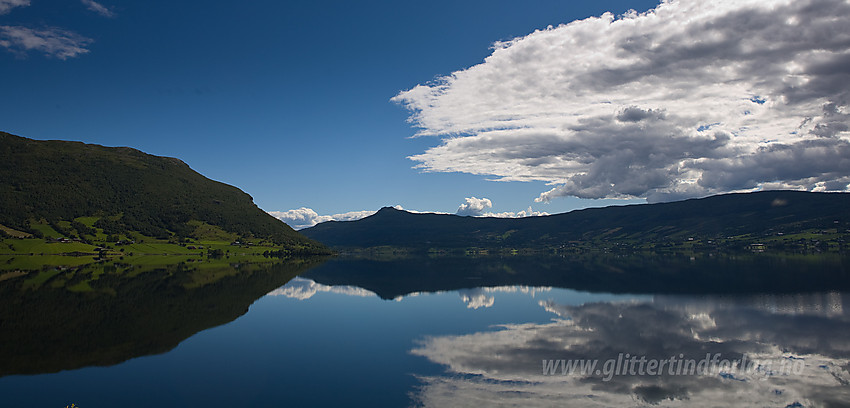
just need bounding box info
[1,253,848,407]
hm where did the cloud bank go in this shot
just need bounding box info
[393,0,850,203]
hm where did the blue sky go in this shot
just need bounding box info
[0,0,656,217]
[2,0,849,228]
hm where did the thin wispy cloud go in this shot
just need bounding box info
[393,0,850,203]
[0,0,29,15]
[81,0,115,18]
[0,25,92,59]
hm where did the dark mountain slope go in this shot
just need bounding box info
[0,258,325,377]
[0,131,321,249]
[302,191,850,249]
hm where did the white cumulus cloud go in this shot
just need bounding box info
[393,0,850,203]
[81,0,115,18]
[0,25,92,59]
[0,0,28,15]
[456,196,492,216]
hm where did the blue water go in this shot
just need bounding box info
[2,255,849,407]
[0,274,643,407]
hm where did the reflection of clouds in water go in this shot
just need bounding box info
[270,280,551,306]
[458,286,552,309]
[267,277,376,300]
[412,293,850,407]
[274,280,553,307]
[393,292,423,302]
[654,292,845,317]
[458,289,494,309]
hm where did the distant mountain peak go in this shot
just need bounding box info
[376,206,405,214]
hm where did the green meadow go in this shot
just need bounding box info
[0,215,317,294]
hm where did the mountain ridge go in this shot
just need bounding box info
[0,131,324,251]
[302,191,850,251]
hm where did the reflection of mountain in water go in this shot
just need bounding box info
[291,255,850,406]
[0,258,324,377]
[411,292,850,407]
[267,277,377,300]
[301,253,850,299]
[274,278,551,310]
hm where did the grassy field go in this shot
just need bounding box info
[2,218,316,294]
[1,215,296,260]
[0,222,298,283]
[27,222,64,239]
[0,241,312,296]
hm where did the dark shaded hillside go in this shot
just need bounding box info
[0,132,320,249]
[303,253,850,299]
[0,258,326,377]
[302,191,850,249]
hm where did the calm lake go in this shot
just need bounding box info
[1,253,849,407]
